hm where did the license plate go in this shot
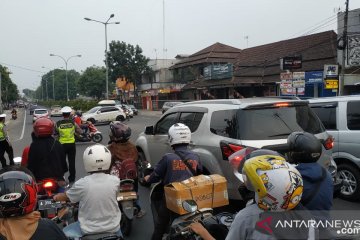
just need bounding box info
[38,199,62,210]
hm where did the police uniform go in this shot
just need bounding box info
[56,118,76,183]
[0,114,14,167]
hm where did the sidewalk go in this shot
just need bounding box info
[138,109,162,117]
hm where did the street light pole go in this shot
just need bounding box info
[49,54,81,101]
[84,14,120,99]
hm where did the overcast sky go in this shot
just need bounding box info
[1,0,360,93]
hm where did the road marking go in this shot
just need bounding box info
[13,111,27,142]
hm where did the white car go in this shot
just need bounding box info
[33,109,49,123]
[50,105,62,117]
[82,106,126,124]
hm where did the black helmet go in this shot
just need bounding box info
[109,121,131,143]
[287,132,322,163]
[76,111,82,117]
[0,167,38,218]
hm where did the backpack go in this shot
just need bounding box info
[110,158,138,180]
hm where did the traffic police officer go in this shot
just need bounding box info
[0,113,14,168]
[56,106,81,183]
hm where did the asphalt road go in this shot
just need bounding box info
[4,108,360,239]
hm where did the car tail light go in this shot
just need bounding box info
[323,136,334,150]
[228,147,256,170]
[220,141,244,160]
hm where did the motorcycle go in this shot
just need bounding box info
[164,200,214,240]
[117,179,138,236]
[11,112,17,120]
[75,121,103,143]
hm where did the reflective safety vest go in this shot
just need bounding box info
[0,123,5,141]
[56,119,75,144]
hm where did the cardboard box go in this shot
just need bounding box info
[164,174,229,215]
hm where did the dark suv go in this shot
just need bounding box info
[136,98,336,200]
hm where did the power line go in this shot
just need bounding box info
[0,61,44,73]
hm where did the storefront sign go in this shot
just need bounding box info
[324,65,339,78]
[281,88,305,96]
[324,79,339,89]
[204,64,233,80]
[280,56,302,70]
[280,80,293,89]
[305,71,323,83]
[280,72,292,80]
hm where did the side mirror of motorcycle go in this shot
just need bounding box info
[182,199,198,213]
[13,157,22,165]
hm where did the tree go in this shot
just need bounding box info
[77,66,106,99]
[23,88,35,99]
[0,65,19,104]
[107,41,151,95]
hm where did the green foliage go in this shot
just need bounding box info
[39,99,98,112]
[0,65,19,103]
[77,66,106,99]
[107,41,151,88]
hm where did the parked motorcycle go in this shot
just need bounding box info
[117,179,138,236]
[75,122,103,143]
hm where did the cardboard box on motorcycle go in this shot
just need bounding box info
[164,174,229,215]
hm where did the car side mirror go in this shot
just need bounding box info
[144,126,154,135]
[96,111,101,114]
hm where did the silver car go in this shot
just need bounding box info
[136,98,336,200]
[309,95,360,201]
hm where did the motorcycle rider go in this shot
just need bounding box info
[74,111,88,135]
[27,118,68,185]
[107,121,146,218]
[0,166,67,240]
[0,114,14,168]
[53,144,123,239]
[11,108,17,119]
[144,123,202,240]
[191,151,305,240]
[287,132,333,210]
[56,106,82,184]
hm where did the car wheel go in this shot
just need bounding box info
[87,118,96,124]
[137,151,151,187]
[116,115,125,122]
[338,163,360,201]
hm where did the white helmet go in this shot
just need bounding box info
[61,106,72,114]
[83,144,112,173]
[242,155,303,212]
[168,123,191,146]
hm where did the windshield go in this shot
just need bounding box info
[87,106,101,114]
[34,110,47,114]
[237,106,324,140]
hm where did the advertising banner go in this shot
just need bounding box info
[305,71,323,84]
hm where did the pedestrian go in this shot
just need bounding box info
[107,121,146,218]
[0,165,67,240]
[56,106,82,184]
[144,123,202,240]
[0,114,14,168]
[53,144,123,239]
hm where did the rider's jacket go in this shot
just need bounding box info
[147,145,202,185]
[56,119,75,144]
[0,123,5,141]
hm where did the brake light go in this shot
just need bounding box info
[323,136,334,150]
[43,181,54,188]
[220,141,244,160]
[228,147,256,170]
[274,102,290,108]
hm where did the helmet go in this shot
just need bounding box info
[109,121,131,143]
[287,132,322,163]
[75,111,82,117]
[61,106,72,114]
[168,123,191,146]
[33,118,54,137]
[229,148,284,183]
[83,144,112,173]
[242,155,303,211]
[0,168,38,218]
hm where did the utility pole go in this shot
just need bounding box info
[339,0,349,96]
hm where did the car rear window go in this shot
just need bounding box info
[347,101,360,130]
[309,103,337,130]
[210,106,325,140]
[35,110,47,114]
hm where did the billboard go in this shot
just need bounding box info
[305,71,323,84]
[203,64,233,80]
[347,34,360,66]
[280,56,302,70]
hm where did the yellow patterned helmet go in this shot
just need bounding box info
[242,155,303,211]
